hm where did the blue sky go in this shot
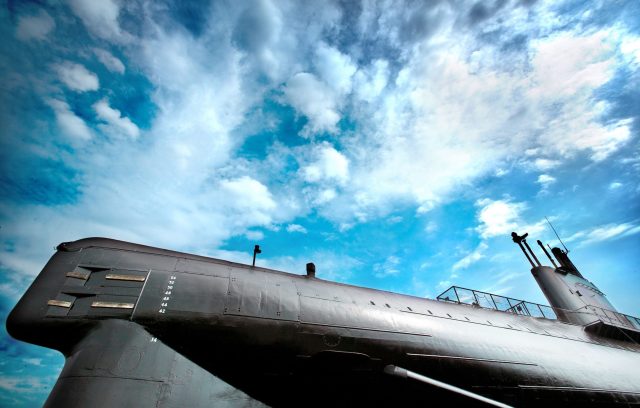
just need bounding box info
[1,0,639,405]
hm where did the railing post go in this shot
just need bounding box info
[489,294,499,310]
[453,287,461,304]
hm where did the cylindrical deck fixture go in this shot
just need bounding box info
[306,262,316,278]
[252,245,261,267]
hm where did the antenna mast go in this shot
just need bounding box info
[545,216,569,253]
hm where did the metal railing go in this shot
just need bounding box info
[572,305,640,331]
[436,286,640,333]
[436,286,558,320]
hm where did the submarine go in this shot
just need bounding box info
[6,231,640,407]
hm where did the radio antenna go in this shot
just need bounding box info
[545,216,569,253]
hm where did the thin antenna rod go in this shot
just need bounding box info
[545,216,569,253]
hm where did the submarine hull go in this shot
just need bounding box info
[7,238,640,407]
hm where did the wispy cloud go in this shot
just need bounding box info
[0,375,51,393]
[565,222,640,246]
[15,10,55,41]
[537,174,556,186]
[54,62,99,92]
[374,256,401,278]
[93,99,140,139]
[286,224,307,234]
[453,242,488,271]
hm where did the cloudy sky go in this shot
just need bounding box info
[1,0,639,405]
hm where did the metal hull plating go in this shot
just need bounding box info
[7,238,640,407]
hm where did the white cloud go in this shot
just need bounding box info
[68,0,125,41]
[245,230,264,241]
[353,60,389,102]
[316,28,633,220]
[284,72,340,135]
[286,224,307,233]
[316,188,337,204]
[313,43,357,95]
[0,376,50,394]
[541,109,631,162]
[22,358,42,367]
[93,99,140,139]
[537,174,556,186]
[475,199,526,239]
[609,182,622,190]
[424,221,438,234]
[452,242,488,271]
[494,168,509,177]
[16,10,55,41]
[94,49,125,74]
[533,158,561,171]
[302,143,349,185]
[620,36,640,67]
[529,31,615,98]
[46,99,92,141]
[54,62,99,92]
[529,32,632,161]
[219,176,278,227]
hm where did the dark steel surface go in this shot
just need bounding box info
[7,237,640,407]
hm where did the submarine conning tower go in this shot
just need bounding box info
[511,231,617,326]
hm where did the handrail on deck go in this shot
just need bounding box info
[436,285,558,320]
[436,286,640,331]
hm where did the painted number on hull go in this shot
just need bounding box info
[158,275,177,314]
